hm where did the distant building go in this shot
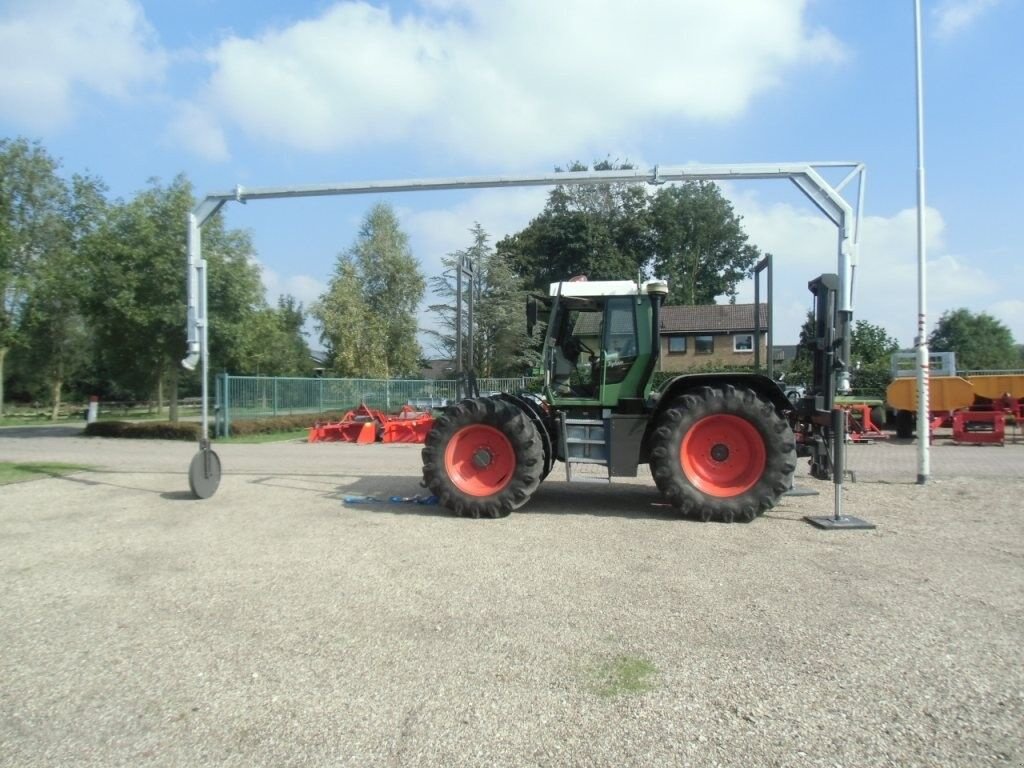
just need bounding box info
[658,303,769,372]
[421,359,455,380]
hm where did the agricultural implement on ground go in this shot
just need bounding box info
[886,355,1024,445]
[420,275,849,522]
[309,404,434,444]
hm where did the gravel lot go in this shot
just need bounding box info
[1,426,1022,767]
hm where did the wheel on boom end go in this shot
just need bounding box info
[422,397,543,519]
[650,386,796,523]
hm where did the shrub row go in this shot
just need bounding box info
[226,411,349,437]
[85,421,200,441]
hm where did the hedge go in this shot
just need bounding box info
[84,412,354,440]
[226,411,350,437]
[85,421,200,441]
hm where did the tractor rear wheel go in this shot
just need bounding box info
[895,409,915,439]
[650,386,796,523]
[422,397,543,518]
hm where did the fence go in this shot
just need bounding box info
[214,374,536,436]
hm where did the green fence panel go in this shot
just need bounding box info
[219,375,540,434]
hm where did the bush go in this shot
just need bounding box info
[226,411,350,437]
[84,421,200,441]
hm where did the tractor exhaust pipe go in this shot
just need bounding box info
[642,280,669,392]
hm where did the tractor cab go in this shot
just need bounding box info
[533,279,668,409]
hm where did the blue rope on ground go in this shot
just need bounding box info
[343,494,439,506]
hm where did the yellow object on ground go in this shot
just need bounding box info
[886,376,975,412]
[967,374,1024,400]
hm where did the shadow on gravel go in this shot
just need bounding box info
[0,425,85,438]
[160,490,197,501]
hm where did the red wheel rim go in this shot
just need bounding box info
[444,424,515,496]
[680,414,766,497]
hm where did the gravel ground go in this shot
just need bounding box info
[0,427,1022,767]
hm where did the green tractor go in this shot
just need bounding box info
[421,278,797,522]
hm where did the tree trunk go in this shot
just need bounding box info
[49,376,63,421]
[0,346,7,417]
[168,365,179,423]
[155,373,164,416]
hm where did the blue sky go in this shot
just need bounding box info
[1,0,1021,349]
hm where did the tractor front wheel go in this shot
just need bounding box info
[650,386,796,523]
[422,398,543,518]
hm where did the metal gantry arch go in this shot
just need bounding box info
[183,161,866,498]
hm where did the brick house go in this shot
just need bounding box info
[658,303,769,372]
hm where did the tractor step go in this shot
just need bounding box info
[561,415,611,483]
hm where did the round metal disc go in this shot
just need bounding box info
[188,449,222,499]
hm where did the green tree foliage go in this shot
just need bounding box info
[0,138,67,414]
[496,162,762,307]
[235,295,312,376]
[426,223,536,378]
[18,174,108,418]
[787,316,899,396]
[849,320,899,397]
[850,320,899,368]
[649,182,761,305]
[929,308,1019,371]
[496,160,650,293]
[313,203,425,378]
[83,175,264,419]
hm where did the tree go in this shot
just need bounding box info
[848,320,899,397]
[649,182,762,305]
[496,159,650,292]
[313,203,425,377]
[426,223,536,378]
[0,138,67,414]
[235,295,312,376]
[19,174,109,418]
[850,320,900,368]
[496,161,763,307]
[929,309,1018,371]
[84,175,264,419]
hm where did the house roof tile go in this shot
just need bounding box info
[660,303,768,334]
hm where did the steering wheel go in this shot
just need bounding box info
[563,337,594,362]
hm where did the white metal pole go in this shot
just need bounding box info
[914,0,931,484]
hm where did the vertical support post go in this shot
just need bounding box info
[466,258,474,380]
[319,377,324,414]
[832,407,846,520]
[913,0,930,485]
[223,373,231,438]
[754,269,761,373]
[752,255,774,378]
[214,374,222,437]
[273,378,278,416]
[804,400,874,529]
[766,254,774,381]
[455,260,463,400]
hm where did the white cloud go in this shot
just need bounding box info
[0,0,165,130]
[729,190,1015,346]
[933,0,1003,39]
[402,187,548,276]
[989,300,1024,342]
[183,0,845,161]
[165,102,229,162]
[260,264,327,308]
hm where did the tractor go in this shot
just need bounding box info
[421,278,798,522]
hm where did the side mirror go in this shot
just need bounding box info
[526,297,538,336]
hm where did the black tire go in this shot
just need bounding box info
[895,409,915,439]
[649,385,797,523]
[422,397,543,518]
[870,406,886,431]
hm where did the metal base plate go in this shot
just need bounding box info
[188,449,222,499]
[804,515,875,530]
